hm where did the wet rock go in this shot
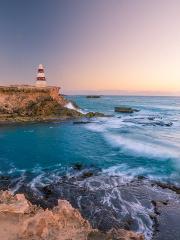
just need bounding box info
[73,121,92,124]
[123,117,173,127]
[148,117,155,121]
[87,229,144,240]
[42,185,53,198]
[153,181,180,194]
[155,121,173,127]
[73,163,83,171]
[152,201,180,240]
[115,107,139,113]
[0,176,11,191]
[0,176,9,181]
[137,175,147,180]
[82,171,94,178]
[85,112,106,118]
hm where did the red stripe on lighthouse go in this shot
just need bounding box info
[38,69,44,73]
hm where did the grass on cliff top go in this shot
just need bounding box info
[0,87,50,94]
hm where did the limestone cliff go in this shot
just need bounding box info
[0,86,82,122]
[0,191,144,240]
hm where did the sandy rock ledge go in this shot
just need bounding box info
[0,191,144,240]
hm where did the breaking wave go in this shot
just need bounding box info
[104,133,180,160]
[65,101,85,113]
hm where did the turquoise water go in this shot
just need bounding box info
[0,96,180,185]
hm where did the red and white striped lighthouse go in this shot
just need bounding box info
[36,64,47,87]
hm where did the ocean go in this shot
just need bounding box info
[0,95,180,239]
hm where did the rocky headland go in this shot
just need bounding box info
[0,85,105,123]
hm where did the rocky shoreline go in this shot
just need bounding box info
[0,171,180,240]
[0,190,144,240]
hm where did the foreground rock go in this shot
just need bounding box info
[0,191,143,240]
[115,106,139,113]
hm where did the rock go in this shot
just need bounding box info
[81,171,94,178]
[153,181,180,194]
[0,176,9,181]
[87,229,144,240]
[115,107,139,113]
[152,201,180,240]
[85,112,106,118]
[137,175,147,180]
[73,163,83,171]
[73,121,92,124]
[0,191,33,214]
[155,121,173,127]
[148,117,155,121]
[42,186,53,198]
[86,96,101,98]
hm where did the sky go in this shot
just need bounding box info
[0,0,180,95]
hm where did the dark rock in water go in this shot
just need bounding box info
[85,112,106,118]
[73,121,92,124]
[148,117,155,121]
[123,117,173,127]
[86,96,101,98]
[0,176,11,190]
[152,181,180,194]
[81,171,94,179]
[73,163,83,171]
[42,185,53,198]
[155,121,173,127]
[137,175,148,180]
[0,175,9,180]
[87,229,144,240]
[115,107,139,113]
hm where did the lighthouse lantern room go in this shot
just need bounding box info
[36,64,47,87]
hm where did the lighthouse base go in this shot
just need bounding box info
[35,80,47,88]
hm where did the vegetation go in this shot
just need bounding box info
[0,86,49,94]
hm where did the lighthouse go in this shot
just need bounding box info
[35,64,47,87]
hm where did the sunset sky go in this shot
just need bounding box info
[0,0,180,95]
